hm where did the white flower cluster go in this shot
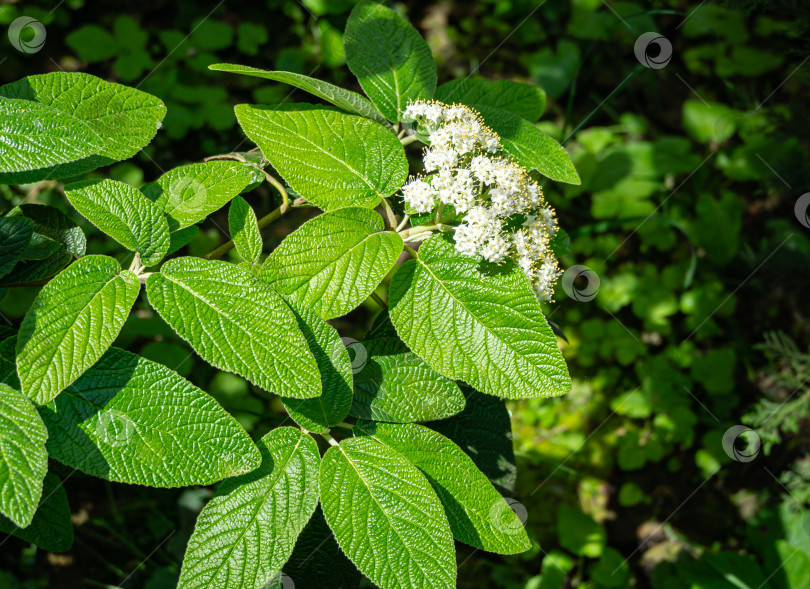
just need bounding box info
[400,100,563,302]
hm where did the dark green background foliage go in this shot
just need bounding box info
[1,0,808,587]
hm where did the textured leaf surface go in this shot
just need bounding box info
[280,507,361,589]
[6,204,86,257]
[210,64,388,124]
[65,179,169,265]
[40,347,260,486]
[280,299,353,434]
[228,196,262,264]
[16,255,140,404]
[319,436,456,589]
[0,217,32,278]
[141,161,256,230]
[0,250,73,288]
[429,388,516,495]
[235,104,407,211]
[261,208,402,319]
[436,79,546,121]
[22,232,61,261]
[0,97,101,173]
[0,383,48,527]
[0,473,73,552]
[351,333,465,423]
[389,234,571,400]
[344,1,437,121]
[475,105,580,185]
[146,257,320,398]
[178,427,319,589]
[0,72,165,183]
[355,421,530,554]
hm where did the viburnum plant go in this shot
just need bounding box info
[0,2,580,588]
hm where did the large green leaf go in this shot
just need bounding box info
[0,472,73,552]
[235,104,407,211]
[351,332,465,423]
[39,347,260,487]
[355,421,530,554]
[260,207,402,319]
[319,436,456,589]
[178,427,320,589]
[389,234,571,400]
[228,195,262,264]
[344,1,437,121]
[141,161,256,231]
[146,257,321,398]
[16,255,140,405]
[0,383,48,527]
[0,72,166,183]
[209,64,388,125]
[0,250,73,288]
[279,507,361,589]
[475,105,580,185]
[65,179,169,266]
[280,299,353,434]
[0,97,101,174]
[5,204,86,256]
[429,388,517,495]
[435,79,546,121]
[0,217,33,278]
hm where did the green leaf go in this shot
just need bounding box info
[280,299,353,434]
[344,1,437,121]
[178,427,319,589]
[141,161,256,231]
[16,255,141,405]
[23,232,61,261]
[351,331,465,423]
[0,472,73,552]
[6,204,87,257]
[228,195,262,264]
[474,105,580,184]
[280,507,361,589]
[167,225,200,256]
[355,421,530,554]
[429,388,516,495]
[389,234,571,400]
[0,72,166,183]
[0,383,48,527]
[39,347,260,487]
[235,104,407,211]
[65,179,169,265]
[146,257,321,398]
[0,336,20,390]
[0,217,33,278]
[435,79,546,121]
[260,207,403,319]
[319,436,456,589]
[209,64,388,125]
[0,97,102,174]
[557,504,606,558]
[0,250,74,288]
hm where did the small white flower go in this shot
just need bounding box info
[402,178,435,213]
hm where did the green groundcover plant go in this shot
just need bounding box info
[0,2,582,588]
